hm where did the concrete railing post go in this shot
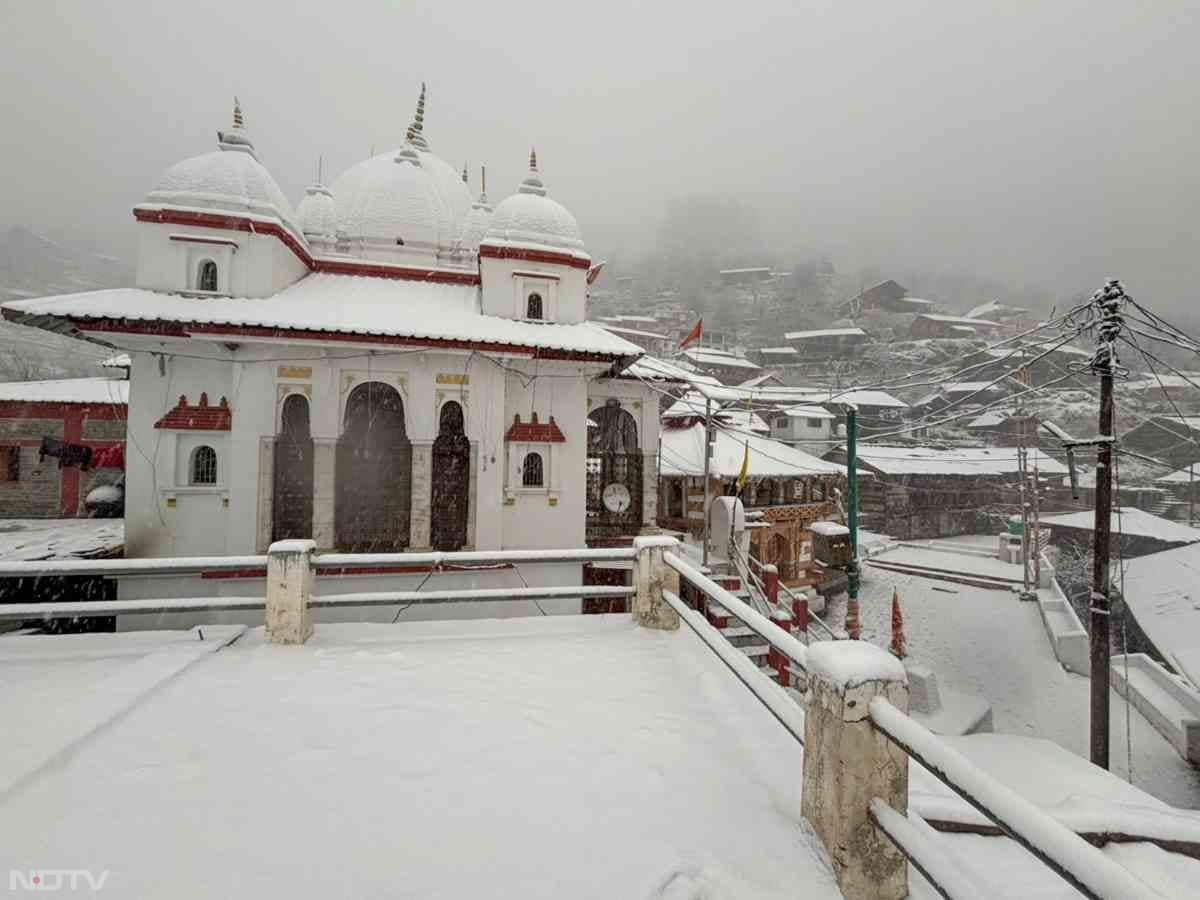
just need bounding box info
[266,539,316,645]
[633,536,680,631]
[802,641,909,900]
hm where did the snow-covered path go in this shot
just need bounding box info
[825,565,1200,809]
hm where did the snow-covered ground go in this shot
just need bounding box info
[3,613,1197,897]
[0,616,844,899]
[823,565,1200,809]
[0,517,123,561]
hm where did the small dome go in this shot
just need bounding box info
[144,100,301,240]
[483,150,585,255]
[297,183,338,242]
[332,145,448,250]
[459,170,494,251]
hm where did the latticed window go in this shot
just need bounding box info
[197,260,218,292]
[522,452,544,487]
[526,292,543,320]
[191,445,218,485]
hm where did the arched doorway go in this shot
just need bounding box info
[335,382,412,552]
[431,400,469,551]
[586,400,642,537]
[272,394,314,541]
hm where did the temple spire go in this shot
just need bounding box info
[405,82,430,151]
[232,96,244,129]
[518,147,546,197]
[217,96,256,158]
[462,162,468,183]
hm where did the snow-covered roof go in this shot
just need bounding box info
[622,355,718,385]
[296,183,338,241]
[1121,542,1200,688]
[681,348,760,370]
[944,381,1003,394]
[661,422,844,478]
[1,276,643,359]
[100,353,131,369]
[0,617,846,900]
[757,346,798,354]
[1157,466,1200,484]
[783,327,867,340]
[917,313,1001,326]
[1124,375,1200,392]
[661,394,771,432]
[676,383,906,410]
[965,409,1013,428]
[1041,508,1200,544]
[0,377,128,405]
[593,323,664,341]
[0,518,124,561]
[850,445,1067,476]
[778,404,837,420]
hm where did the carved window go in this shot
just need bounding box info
[526,292,543,320]
[191,445,217,485]
[522,452,544,487]
[197,259,218,292]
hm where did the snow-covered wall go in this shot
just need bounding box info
[479,255,587,324]
[135,221,307,298]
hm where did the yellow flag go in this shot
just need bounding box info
[735,440,750,494]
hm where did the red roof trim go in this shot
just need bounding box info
[68,318,626,364]
[136,207,483,286]
[505,413,566,443]
[154,392,232,431]
[479,243,591,271]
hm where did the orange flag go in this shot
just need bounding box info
[680,318,703,349]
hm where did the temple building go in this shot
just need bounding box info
[2,90,661,584]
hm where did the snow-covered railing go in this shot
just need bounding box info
[664,550,809,672]
[0,544,637,625]
[868,696,1160,900]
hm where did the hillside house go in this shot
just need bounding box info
[679,346,761,384]
[822,444,1067,540]
[1121,416,1200,469]
[769,405,839,451]
[782,327,869,359]
[910,314,1002,339]
[964,409,1040,447]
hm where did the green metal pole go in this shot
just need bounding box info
[845,405,861,639]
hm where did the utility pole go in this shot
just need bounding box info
[1088,278,1127,770]
[844,404,861,640]
[1032,453,1041,586]
[702,396,713,569]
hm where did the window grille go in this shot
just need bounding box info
[197,260,218,292]
[526,292,543,320]
[191,445,218,485]
[522,452,544,487]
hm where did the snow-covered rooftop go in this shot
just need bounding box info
[1121,541,1200,688]
[851,445,1068,476]
[916,314,1001,327]
[0,518,124,561]
[1040,508,1200,545]
[622,355,718,385]
[1157,466,1200,484]
[681,348,761,370]
[2,275,643,359]
[783,327,867,340]
[778,404,837,420]
[0,377,128,405]
[661,394,771,432]
[661,422,844,478]
[0,617,844,900]
[757,346,798,354]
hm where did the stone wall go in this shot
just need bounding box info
[0,446,62,517]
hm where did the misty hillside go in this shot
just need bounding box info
[0,225,131,380]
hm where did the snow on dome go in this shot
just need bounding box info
[297,183,337,242]
[331,144,449,251]
[329,85,471,254]
[143,99,302,242]
[483,149,586,256]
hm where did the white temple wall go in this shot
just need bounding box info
[135,222,306,298]
[479,255,588,323]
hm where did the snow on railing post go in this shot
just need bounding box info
[762,562,779,607]
[802,641,909,900]
[633,536,680,631]
[768,599,793,687]
[793,592,809,638]
[266,540,316,645]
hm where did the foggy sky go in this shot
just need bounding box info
[2,1,1197,306]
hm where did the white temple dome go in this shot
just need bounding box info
[458,167,494,251]
[144,99,302,240]
[483,150,585,255]
[297,183,338,242]
[331,145,449,252]
[328,84,471,254]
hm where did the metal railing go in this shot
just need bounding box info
[0,546,638,622]
[663,542,1161,900]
